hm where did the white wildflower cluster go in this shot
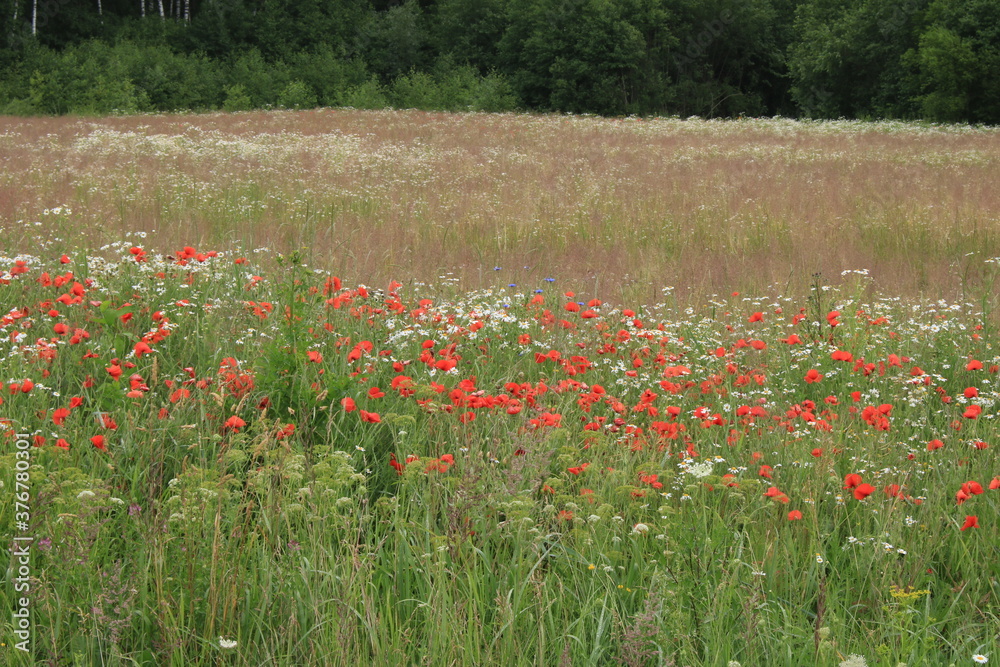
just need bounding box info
[838,655,868,667]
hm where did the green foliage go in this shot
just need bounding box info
[502,0,658,115]
[911,25,978,122]
[276,80,318,110]
[432,0,509,71]
[0,40,227,114]
[906,0,1000,124]
[357,0,430,81]
[285,46,370,106]
[222,83,253,112]
[1,0,999,121]
[18,41,151,115]
[666,0,791,117]
[257,0,368,60]
[186,0,258,57]
[225,47,290,109]
[787,0,925,119]
[341,75,391,109]
[117,42,224,111]
[389,61,519,112]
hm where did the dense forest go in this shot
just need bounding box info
[1,0,997,122]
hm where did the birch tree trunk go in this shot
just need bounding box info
[31,0,36,35]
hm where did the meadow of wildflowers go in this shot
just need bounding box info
[0,111,999,665]
[2,110,1000,303]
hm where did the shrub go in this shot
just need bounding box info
[341,75,389,109]
[222,83,253,112]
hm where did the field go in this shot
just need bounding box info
[1,110,999,666]
[3,110,1000,303]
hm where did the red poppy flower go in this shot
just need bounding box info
[843,473,863,489]
[853,483,875,500]
[963,405,982,419]
[170,388,191,403]
[884,484,903,498]
[52,407,70,426]
[367,387,385,399]
[961,481,984,495]
[341,397,357,412]
[804,369,823,384]
[224,416,246,431]
[927,439,944,451]
[90,435,106,450]
[360,410,381,423]
[960,515,978,531]
[306,351,323,363]
[787,510,802,521]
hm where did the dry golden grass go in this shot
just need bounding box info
[2,108,999,305]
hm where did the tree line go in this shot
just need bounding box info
[1,0,997,123]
